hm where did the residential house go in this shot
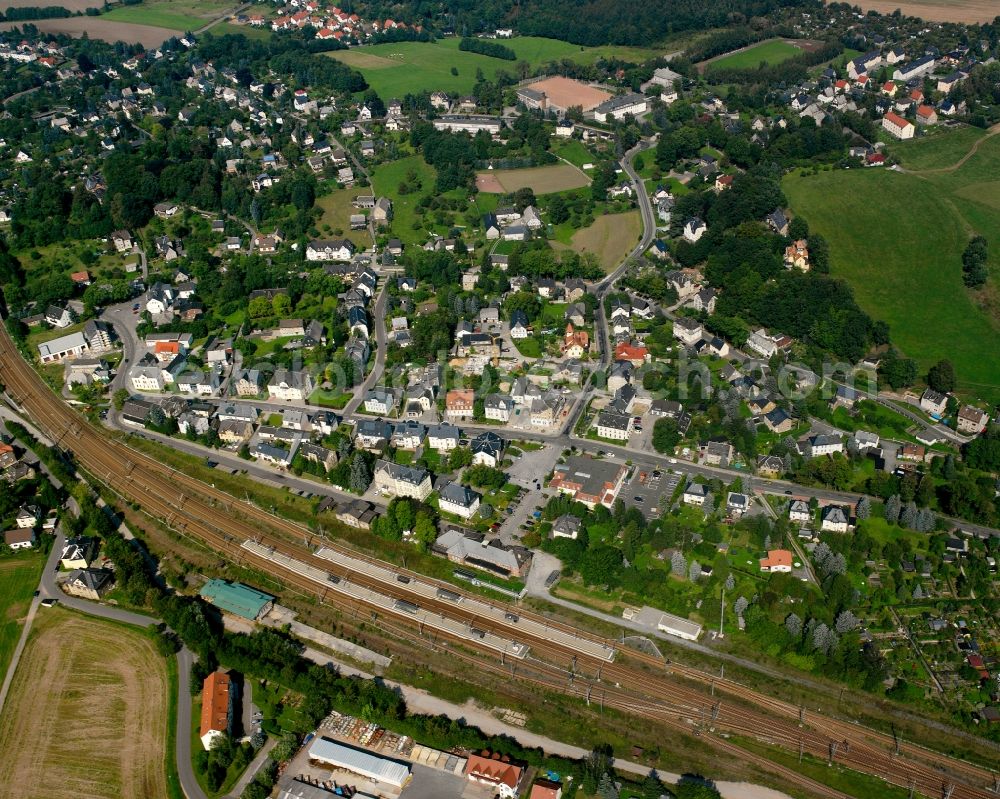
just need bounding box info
[267,369,313,401]
[446,389,475,420]
[957,405,989,435]
[808,434,843,457]
[355,418,393,450]
[373,459,432,500]
[596,410,631,441]
[682,482,708,506]
[821,505,850,532]
[551,514,582,540]
[427,423,461,451]
[3,528,35,549]
[62,568,114,600]
[437,481,482,520]
[703,441,733,466]
[364,387,399,415]
[470,431,504,467]
[759,549,793,573]
[199,672,234,750]
[882,111,915,140]
[484,394,514,422]
[560,323,589,358]
[789,499,811,523]
[683,218,706,243]
[919,388,948,417]
[672,317,703,347]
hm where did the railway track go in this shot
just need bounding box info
[2,326,998,799]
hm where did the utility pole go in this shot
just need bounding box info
[718,587,726,637]
[828,741,837,766]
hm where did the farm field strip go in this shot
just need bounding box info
[0,609,171,799]
[850,0,999,23]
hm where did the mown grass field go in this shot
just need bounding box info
[370,155,437,245]
[327,36,654,97]
[0,608,171,799]
[784,129,1000,400]
[103,0,233,30]
[0,553,43,680]
[705,39,803,71]
[315,186,367,247]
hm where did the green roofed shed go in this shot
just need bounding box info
[200,579,274,620]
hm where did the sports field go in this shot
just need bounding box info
[476,163,591,194]
[0,608,171,799]
[327,36,654,97]
[703,40,804,72]
[103,0,234,31]
[784,128,1000,400]
[523,75,611,112]
[0,554,43,680]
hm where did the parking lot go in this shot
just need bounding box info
[619,467,680,519]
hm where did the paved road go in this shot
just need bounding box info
[104,411,387,510]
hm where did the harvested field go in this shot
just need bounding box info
[520,75,612,112]
[0,17,178,46]
[852,0,997,23]
[475,163,590,194]
[0,608,171,799]
[561,211,641,273]
[3,0,98,10]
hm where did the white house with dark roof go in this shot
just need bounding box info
[821,505,850,532]
[437,481,481,520]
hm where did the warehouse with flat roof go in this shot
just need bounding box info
[200,579,275,620]
[308,738,412,788]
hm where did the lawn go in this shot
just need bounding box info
[0,608,171,799]
[704,40,804,72]
[552,138,596,169]
[476,163,590,194]
[783,148,1000,401]
[327,36,655,97]
[0,553,44,679]
[369,155,438,245]
[891,125,987,171]
[315,186,366,246]
[103,0,233,30]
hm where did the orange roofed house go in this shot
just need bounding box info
[200,671,234,750]
[614,341,648,367]
[465,750,525,799]
[759,549,793,573]
[531,779,563,799]
[445,389,475,420]
[561,323,589,358]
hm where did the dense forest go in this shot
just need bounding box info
[355,0,820,46]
